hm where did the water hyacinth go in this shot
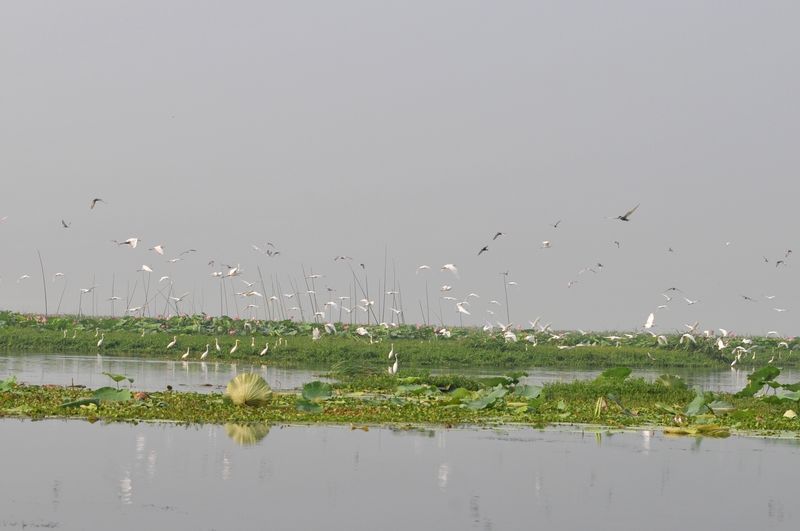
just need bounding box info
[224,373,272,406]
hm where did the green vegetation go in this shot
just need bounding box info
[1,311,799,369]
[2,367,799,437]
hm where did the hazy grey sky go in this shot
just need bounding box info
[1,1,799,335]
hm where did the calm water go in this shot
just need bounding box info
[2,353,797,393]
[0,420,796,530]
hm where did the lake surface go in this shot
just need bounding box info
[0,420,796,530]
[2,353,798,393]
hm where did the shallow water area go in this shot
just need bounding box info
[0,419,796,530]
[0,353,328,392]
[3,352,799,394]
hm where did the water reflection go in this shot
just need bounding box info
[224,423,271,446]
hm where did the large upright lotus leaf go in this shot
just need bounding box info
[513,384,543,399]
[685,392,711,416]
[464,385,508,411]
[302,381,333,402]
[225,373,272,406]
[735,366,782,398]
[224,423,270,445]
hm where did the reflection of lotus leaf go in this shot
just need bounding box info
[225,423,271,445]
[224,373,272,406]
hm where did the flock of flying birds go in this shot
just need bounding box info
[0,198,796,357]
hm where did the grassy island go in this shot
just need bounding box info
[1,311,798,369]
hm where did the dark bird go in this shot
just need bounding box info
[615,204,639,221]
[492,232,504,240]
[613,241,621,248]
[550,220,562,228]
[741,295,757,302]
[61,220,71,228]
[776,260,786,268]
[90,198,105,209]
[478,245,489,256]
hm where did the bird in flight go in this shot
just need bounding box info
[115,237,139,248]
[441,264,459,276]
[492,232,505,240]
[550,220,561,228]
[90,198,105,209]
[478,245,489,256]
[615,204,640,221]
[61,220,71,228]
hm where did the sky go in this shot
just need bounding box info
[1,1,799,335]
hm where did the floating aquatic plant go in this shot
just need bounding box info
[224,373,272,406]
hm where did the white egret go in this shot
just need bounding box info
[116,237,139,248]
[167,336,177,349]
[181,347,190,360]
[230,339,240,355]
[440,263,459,276]
[200,344,209,360]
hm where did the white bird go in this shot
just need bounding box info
[150,245,165,255]
[324,322,336,334]
[229,339,240,355]
[200,344,209,360]
[96,333,105,348]
[773,308,788,313]
[215,337,221,352]
[388,343,395,360]
[388,353,399,375]
[541,241,552,249]
[108,296,121,301]
[17,274,31,283]
[416,265,431,274]
[117,237,139,248]
[159,276,171,283]
[440,285,452,292]
[683,297,699,305]
[52,272,65,282]
[259,343,269,356]
[440,264,459,276]
[181,347,190,360]
[456,302,471,315]
[167,336,177,349]
[312,328,321,341]
[138,264,153,273]
[679,333,696,345]
[644,313,655,329]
